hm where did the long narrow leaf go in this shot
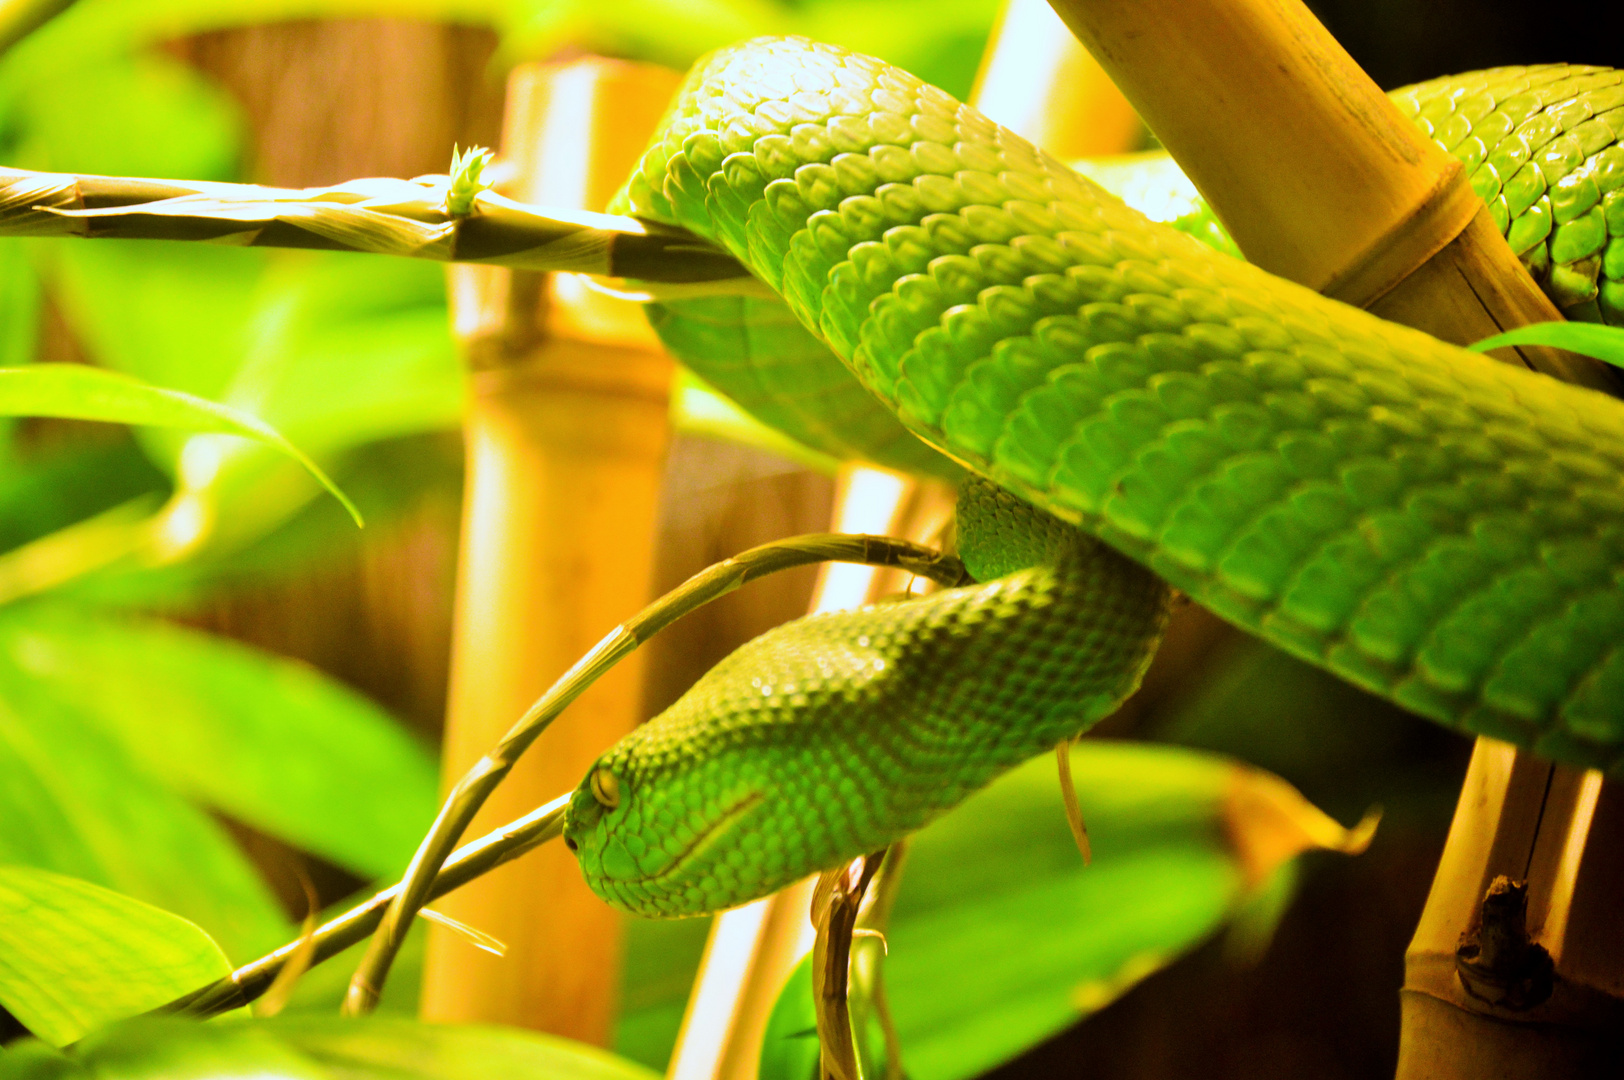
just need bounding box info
[0,639,290,959]
[1468,321,1624,367]
[3,602,440,880]
[0,867,231,1046]
[0,363,359,523]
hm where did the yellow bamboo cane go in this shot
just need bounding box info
[417,57,682,1041]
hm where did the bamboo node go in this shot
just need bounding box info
[1455,876,1555,1012]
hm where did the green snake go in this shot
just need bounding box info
[563,38,1624,917]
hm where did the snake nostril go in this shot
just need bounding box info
[564,837,578,852]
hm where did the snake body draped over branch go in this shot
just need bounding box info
[563,38,1624,918]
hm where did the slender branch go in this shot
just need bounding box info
[812,851,887,1080]
[154,793,571,1020]
[0,0,78,57]
[0,166,749,284]
[342,534,969,1015]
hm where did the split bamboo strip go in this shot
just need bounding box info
[411,57,684,1042]
[1045,0,1617,391]
[0,165,746,283]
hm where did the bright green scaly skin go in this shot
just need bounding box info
[1396,65,1624,324]
[565,481,1168,916]
[569,38,1624,916]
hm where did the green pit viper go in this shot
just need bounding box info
[562,37,1624,917]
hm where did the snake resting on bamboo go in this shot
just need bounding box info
[561,37,1624,918]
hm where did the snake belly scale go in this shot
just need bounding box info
[564,37,1624,917]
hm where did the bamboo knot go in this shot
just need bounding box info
[1455,875,1555,1011]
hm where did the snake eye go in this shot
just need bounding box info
[589,768,621,808]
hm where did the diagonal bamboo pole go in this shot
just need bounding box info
[1046,1,1623,1073]
[1046,0,1617,392]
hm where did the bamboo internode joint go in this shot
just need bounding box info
[1321,158,1477,309]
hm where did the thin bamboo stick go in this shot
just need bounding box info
[157,795,572,1021]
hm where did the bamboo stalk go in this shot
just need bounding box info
[1396,746,1624,1075]
[0,165,746,284]
[404,57,683,1040]
[971,0,1141,158]
[1045,0,1616,391]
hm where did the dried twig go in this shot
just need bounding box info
[811,851,888,1080]
[154,793,571,1020]
[341,535,969,1016]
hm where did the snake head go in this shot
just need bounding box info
[562,745,771,918]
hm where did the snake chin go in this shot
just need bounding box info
[577,788,768,916]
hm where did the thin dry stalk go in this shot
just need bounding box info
[154,793,571,1021]
[341,534,968,1015]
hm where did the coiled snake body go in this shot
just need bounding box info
[564,38,1624,917]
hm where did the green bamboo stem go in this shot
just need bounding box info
[341,534,969,1016]
[153,793,573,1020]
[0,165,749,284]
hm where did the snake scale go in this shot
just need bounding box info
[563,38,1624,917]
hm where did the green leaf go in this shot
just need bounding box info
[0,362,358,524]
[167,254,461,552]
[1468,320,1624,367]
[20,1014,664,1079]
[0,630,289,960]
[0,867,231,1046]
[275,1015,663,1080]
[613,914,714,1071]
[671,368,839,475]
[9,53,241,181]
[1,602,439,880]
[0,440,169,556]
[760,742,1368,1080]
